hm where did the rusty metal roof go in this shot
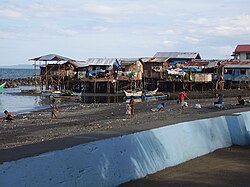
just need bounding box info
[221,60,250,68]
[119,58,138,65]
[185,61,209,67]
[153,52,201,59]
[185,60,221,68]
[140,57,169,63]
[235,45,250,52]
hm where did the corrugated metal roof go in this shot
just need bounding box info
[153,52,201,59]
[224,64,250,68]
[119,58,138,65]
[65,61,87,68]
[140,57,169,63]
[222,60,250,68]
[85,58,117,66]
[185,60,221,68]
[29,54,73,61]
[235,45,250,52]
[221,61,250,65]
[184,61,209,67]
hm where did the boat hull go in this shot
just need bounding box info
[0,82,6,93]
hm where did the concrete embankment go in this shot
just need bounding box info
[0,112,249,187]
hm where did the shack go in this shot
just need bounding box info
[62,61,87,91]
[82,58,119,93]
[29,54,75,91]
[119,58,143,90]
[222,60,250,89]
[140,57,169,90]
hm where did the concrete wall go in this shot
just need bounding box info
[0,112,249,187]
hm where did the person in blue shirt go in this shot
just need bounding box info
[214,94,224,105]
[156,103,165,111]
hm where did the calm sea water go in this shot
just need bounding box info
[0,69,125,117]
[0,68,38,79]
[0,69,46,117]
[0,86,50,117]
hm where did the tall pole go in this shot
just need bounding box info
[45,61,49,90]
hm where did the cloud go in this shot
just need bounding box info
[157,30,176,35]
[184,36,202,44]
[44,24,80,37]
[162,40,177,47]
[91,26,109,32]
[81,3,150,16]
[188,14,250,36]
[0,7,22,19]
[0,30,20,39]
[208,45,235,58]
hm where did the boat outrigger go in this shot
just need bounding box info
[0,82,6,93]
[124,88,169,101]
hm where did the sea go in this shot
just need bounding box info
[0,68,127,117]
[0,68,50,117]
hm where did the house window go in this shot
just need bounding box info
[247,53,250,60]
[240,69,246,75]
[224,69,233,74]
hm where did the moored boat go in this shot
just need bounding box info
[41,90,81,98]
[124,88,169,101]
[0,82,6,93]
[124,90,143,99]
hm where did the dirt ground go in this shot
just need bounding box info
[0,96,250,150]
[120,146,250,187]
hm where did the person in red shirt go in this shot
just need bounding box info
[3,110,14,122]
[179,90,189,109]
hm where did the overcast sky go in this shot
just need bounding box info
[1,0,250,65]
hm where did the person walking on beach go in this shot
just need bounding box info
[129,96,135,117]
[179,90,189,110]
[3,110,14,122]
[50,97,58,119]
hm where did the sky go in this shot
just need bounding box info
[0,0,250,65]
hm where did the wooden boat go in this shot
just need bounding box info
[0,82,6,93]
[41,90,81,98]
[124,88,158,99]
[124,90,143,99]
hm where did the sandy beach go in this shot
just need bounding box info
[120,145,250,187]
[1,96,250,150]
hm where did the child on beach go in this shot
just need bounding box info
[129,96,135,117]
[126,103,131,117]
[179,90,189,109]
[3,110,14,122]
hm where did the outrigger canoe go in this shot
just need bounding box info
[124,88,158,99]
[0,82,6,93]
[124,90,143,99]
[124,88,169,101]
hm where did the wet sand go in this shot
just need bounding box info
[120,146,250,187]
